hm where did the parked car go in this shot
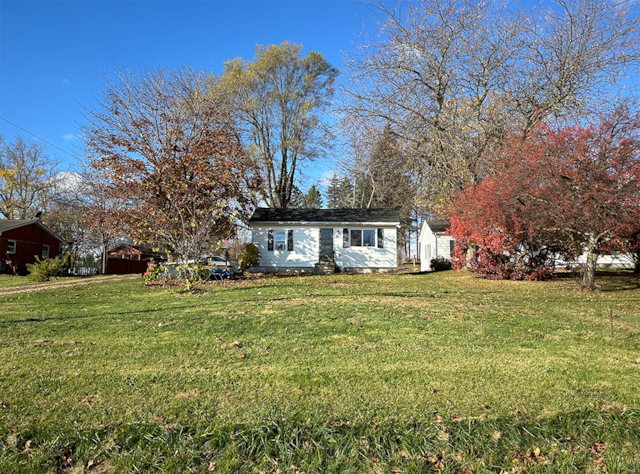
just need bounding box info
[204,256,239,272]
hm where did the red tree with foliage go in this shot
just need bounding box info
[81,66,261,262]
[449,101,640,289]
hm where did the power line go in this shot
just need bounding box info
[0,116,81,159]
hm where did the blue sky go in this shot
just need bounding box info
[0,0,366,183]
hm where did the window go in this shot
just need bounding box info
[346,229,384,248]
[450,239,456,254]
[268,230,293,251]
[42,245,50,259]
[7,240,16,254]
[275,232,286,250]
[350,229,362,246]
[363,229,375,247]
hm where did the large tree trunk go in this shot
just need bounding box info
[582,236,600,290]
[101,241,108,275]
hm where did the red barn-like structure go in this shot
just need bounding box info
[0,219,65,275]
[107,243,165,274]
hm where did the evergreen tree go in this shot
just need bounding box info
[326,173,354,208]
[302,185,323,209]
[288,187,305,208]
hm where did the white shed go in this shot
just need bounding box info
[248,208,400,274]
[418,220,455,272]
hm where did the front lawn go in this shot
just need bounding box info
[1,271,639,472]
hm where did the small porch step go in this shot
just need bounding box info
[314,255,336,275]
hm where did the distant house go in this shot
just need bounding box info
[248,208,400,274]
[418,220,455,272]
[106,243,165,274]
[0,219,65,275]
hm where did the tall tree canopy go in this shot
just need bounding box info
[0,135,60,220]
[81,66,261,262]
[343,0,640,212]
[223,41,338,208]
[449,101,640,289]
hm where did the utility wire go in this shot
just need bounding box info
[0,116,81,159]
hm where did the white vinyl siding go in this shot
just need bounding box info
[418,222,455,271]
[252,225,398,270]
[336,227,397,269]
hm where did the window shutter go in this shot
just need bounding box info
[268,230,274,251]
[377,228,384,248]
[450,239,455,254]
[343,228,349,248]
[287,230,293,251]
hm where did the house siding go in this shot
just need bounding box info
[418,222,454,272]
[252,225,320,271]
[251,225,398,272]
[335,227,397,270]
[1,223,62,275]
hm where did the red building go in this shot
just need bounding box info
[0,219,65,275]
[107,243,165,274]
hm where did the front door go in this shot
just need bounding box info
[320,229,333,258]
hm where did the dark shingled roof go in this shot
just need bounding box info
[249,208,400,224]
[0,219,38,232]
[426,220,451,233]
[0,219,66,242]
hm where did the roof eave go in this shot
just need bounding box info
[249,220,401,227]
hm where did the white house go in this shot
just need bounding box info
[418,220,455,272]
[248,208,400,274]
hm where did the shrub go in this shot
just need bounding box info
[238,243,261,272]
[430,256,452,272]
[27,256,65,282]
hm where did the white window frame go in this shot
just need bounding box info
[42,244,50,259]
[274,231,286,251]
[7,240,16,254]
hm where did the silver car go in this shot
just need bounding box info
[205,256,239,272]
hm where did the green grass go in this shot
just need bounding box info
[1,270,640,472]
[0,275,35,288]
[0,274,88,288]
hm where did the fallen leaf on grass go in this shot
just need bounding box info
[208,461,217,471]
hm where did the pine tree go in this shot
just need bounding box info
[288,187,305,208]
[302,185,323,209]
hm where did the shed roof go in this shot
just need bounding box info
[249,208,400,224]
[426,220,451,233]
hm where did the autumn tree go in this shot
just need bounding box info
[0,135,61,219]
[222,42,338,208]
[343,0,640,212]
[449,102,640,290]
[81,66,261,263]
